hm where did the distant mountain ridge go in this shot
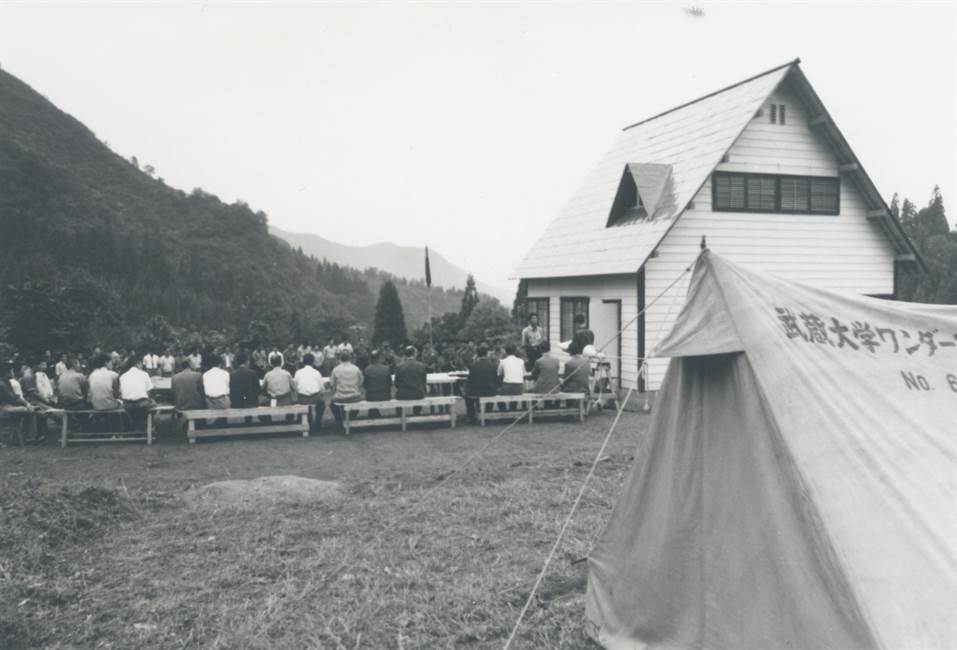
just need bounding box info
[0,66,468,352]
[270,225,512,304]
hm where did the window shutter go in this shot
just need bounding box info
[770,104,777,124]
[747,176,777,210]
[779,104,786,125]
[810,178,838,213]
[780,177,809,211]
[714,174,746,210]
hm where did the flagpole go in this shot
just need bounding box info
[425,245,433,350]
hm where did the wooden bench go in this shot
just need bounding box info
[475,392,587,426]
[529,392,588,422]
[342,396,458,435]
[180,405,310,444]
[59,405,174,447]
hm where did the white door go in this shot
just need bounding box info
[590,299,621,385]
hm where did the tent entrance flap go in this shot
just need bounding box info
[586,353,876,650]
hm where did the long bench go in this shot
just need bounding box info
[342,396,458,435]
[475,392,587,426]
[59,405,175,447]
[181,405,310,443]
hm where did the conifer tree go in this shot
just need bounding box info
[373,280,407,347]
[460,274,480,321]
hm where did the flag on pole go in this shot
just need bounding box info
[425,246,432,288]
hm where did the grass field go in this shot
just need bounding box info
[0,408,650,649]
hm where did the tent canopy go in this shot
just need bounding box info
[586,250,957,649]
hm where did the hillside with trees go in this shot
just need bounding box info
[892,187,957,305]
[0,68,474,355]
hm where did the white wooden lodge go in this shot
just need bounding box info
[512,59,921,392]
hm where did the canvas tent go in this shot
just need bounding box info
[586,250,957,649]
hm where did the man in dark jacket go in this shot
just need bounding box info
[362,350,393,417]
[171,359,205,412]
[363,350,393,401]
[394,346,427,400]
[465,344,499,424]
[230,352,261,409]
[394,346,427,414]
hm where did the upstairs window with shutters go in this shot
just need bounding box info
[769,103,786,125]
[713,172,839,215]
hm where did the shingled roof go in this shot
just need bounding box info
[512,59,920,279]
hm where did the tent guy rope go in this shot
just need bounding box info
[503,258,694,649]
[316,260,697,594]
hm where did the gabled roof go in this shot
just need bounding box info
[512,59,922,279]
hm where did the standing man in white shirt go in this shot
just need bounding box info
[143,351,160,376]
[294,352,326,433]
[159,350,176,377]
[120,357,154,429]
[521,313,547,371]
[202,354,231,410]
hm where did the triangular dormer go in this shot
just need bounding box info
[607,163,673,227]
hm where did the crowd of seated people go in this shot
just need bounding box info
[462,326,596,424]
[1,319,602,441]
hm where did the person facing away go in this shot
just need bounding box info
[562,342,591,396]
[119,357,154,405]
[531,343,561,394]
[120,357,155,428]
[466,344,499,398]
[294,352,326,432]
[330,350,363,432]
[202,353,231,410]
[362,350,393,402]
[88,354,123,411]
[57,357,89,410]
[497,343,526,396]
[171,358,205,411]
[330,350,363,403]
[465,344,499,423]
[394,346,427,400]
[262,353,295,405]
[294,353,324,398]
[229,351,261,409]
[573,313,595,346]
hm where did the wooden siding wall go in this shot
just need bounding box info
[525,274,640,389]
[643,83,896,389]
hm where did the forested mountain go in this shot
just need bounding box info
[270,225,514,304]
[0,68,468,354]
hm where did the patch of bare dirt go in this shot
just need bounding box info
[187,475,344,509]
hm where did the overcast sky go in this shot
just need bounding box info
[1,2,954,290]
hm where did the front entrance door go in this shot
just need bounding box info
[591,299,622,386]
